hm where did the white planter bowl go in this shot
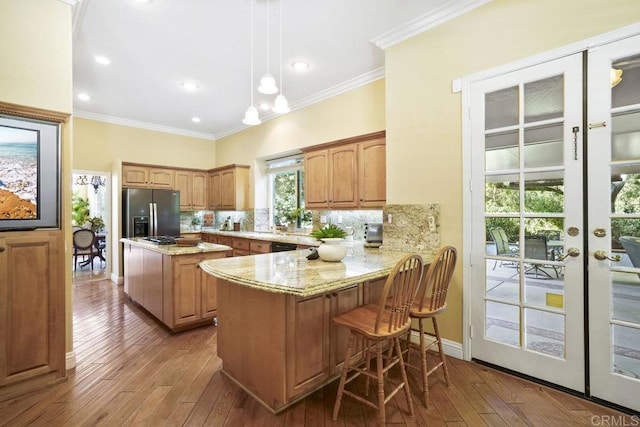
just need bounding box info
[317,238,347,262]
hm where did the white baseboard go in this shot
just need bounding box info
[111,272,123,284]
[66,351,76,370]
[408,330,463,360]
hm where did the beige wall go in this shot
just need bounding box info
[73,117,216,172]
[0,1,73,351]
[385,0,640,342]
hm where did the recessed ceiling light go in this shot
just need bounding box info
[192,117,201,123]
[77,93,91,101]
[180,81,199,92]
[94,55,111,65]
[291,60,309,72]
[258,102,271,111]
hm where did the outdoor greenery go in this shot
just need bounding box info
[485,174,640,247]
[72,192,90,226]
[88,216,105,233]
[273,170,309,227]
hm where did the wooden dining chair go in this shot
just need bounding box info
[404,246,457,408]
[73,228,98,270]
[332,254,424,426]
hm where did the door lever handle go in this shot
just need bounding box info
[593,250,620,262]
[558,247,580,261]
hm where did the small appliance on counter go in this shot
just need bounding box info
[364,222,383,248]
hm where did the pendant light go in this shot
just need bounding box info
[257,0,278,94]
[272,0,290,114]
[243,0,261,125]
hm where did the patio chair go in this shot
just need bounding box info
[619,236,640,278]
[524,235,558,279]
[489,227,518,270]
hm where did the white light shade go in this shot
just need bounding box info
[242,105,261,125]
[258,73,278,94]
[272,94,290,113]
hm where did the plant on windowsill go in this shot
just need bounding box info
[310,224,347,262]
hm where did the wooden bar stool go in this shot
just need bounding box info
[332,254,424,426]
[404,246,457,408]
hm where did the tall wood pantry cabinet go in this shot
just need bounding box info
[0,231,65,401]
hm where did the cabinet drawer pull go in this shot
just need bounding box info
[0,246,4,252]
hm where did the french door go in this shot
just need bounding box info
[469,36,640,412]
[588,34,640,411]
[470,53,585,392]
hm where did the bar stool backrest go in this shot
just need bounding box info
[374,254,424,334]
[415,246,457,313]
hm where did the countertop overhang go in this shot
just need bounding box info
[199,245,428,298]
[120,237,232,255]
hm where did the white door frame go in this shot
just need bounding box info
[460,23,640,361]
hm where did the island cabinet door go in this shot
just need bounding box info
[170,256,202,327]
[328,284,363,374]
[285,293,331,399]
[123,243,144,303]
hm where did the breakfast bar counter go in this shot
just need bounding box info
[199,246,426,413]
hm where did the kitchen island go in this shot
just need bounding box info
[121,238,232,332]
[199,245,425,413]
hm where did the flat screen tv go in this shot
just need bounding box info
[0,114,60,230]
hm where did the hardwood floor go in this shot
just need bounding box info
[0,279,634,426]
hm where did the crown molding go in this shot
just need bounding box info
[215,67,385,139]
[73,110,216,140]
[371,0,492,50]
[71,0,88,41]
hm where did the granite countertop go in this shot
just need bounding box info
[185,228,321,247]
[199,244,428,297]
[120,237,232,256]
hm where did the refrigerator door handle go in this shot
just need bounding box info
[149,202,155,236]
[153,203,158,235]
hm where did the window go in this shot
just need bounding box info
[267,154,310,228]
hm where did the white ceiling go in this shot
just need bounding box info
[72,0,487,140]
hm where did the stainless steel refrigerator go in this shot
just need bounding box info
[122,188,180,237]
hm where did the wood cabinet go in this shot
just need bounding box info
[249,240,271,254]
[122,164,175,189]
[216,277,383,412]
[358,137,386,207]
[175,170,208,211]
[122,243,226,332]
[208,165,250,210]
[285,284,362,399]
[231,236,250,256]
[0,231,65,401]
[303,131,385,209]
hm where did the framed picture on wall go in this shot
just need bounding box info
[0,114,61,230]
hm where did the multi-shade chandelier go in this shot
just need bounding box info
[75,175,106,194]
[243,0,289,126]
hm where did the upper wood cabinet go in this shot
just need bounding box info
[208,165,250,211]
[303,131,386,209]
[122,164,175,189]
[175,170,208,211]
[0,231,65,401]
[358,136,386,207]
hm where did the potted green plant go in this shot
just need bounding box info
[191,215,202,231]
[72,193,90,226]
[310,224,347,262]
[88,216,105,233]
[283,208,312,230]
